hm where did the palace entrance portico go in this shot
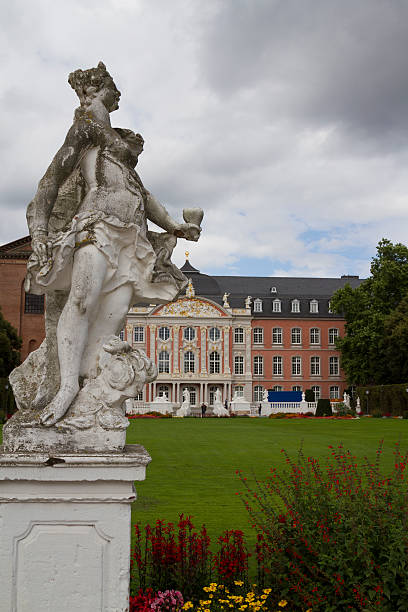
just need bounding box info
[148,380,233,406]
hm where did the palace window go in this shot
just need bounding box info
[119,330,125,341]
[185,386,197,405]
[330,385,340,399]
[234,385,244,398]
[292,385,302,392]
[135,391,143,401]
[310,327,320,344]
[291,356,301,376]
[310,299,319,313]
[311,356,320,376]
[273,299,281,313]
[158,326,170,341]
[253,299,263,312]
[134,326,144,342]
[291,299,300,313]
[184,351,195,373]
[253,327,264,344]
[291,327,301,344]
[329,328,339,344]
[158,350,170,373]
[254,355,264,375]
[234,327,244,343]
[234,355,244,375]
[273,356,283,376]
[209,385,218,406]
[329,356,339,376]
[272,327,283,344]
[209,351,221,374]
[311,385,321,400]
[272,385,283,392]
[184,327,195,341]
[24,293,44,314]
[209,327,220,342]
[254,385,264,402]
[158,385,169,399]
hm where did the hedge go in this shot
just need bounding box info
[356,382,408,416]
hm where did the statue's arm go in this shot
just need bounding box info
[144,191,201,242]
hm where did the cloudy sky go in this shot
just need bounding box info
[2,0,408,279]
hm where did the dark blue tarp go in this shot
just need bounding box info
[268,391,302,402]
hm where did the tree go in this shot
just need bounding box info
[331,239,408,386]
[0,307,21,378]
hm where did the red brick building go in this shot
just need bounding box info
[0,237,45,361]
[0,237,362,402]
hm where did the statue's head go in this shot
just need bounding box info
[115,128,144,164]
[68,61,121,112]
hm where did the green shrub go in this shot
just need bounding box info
[356,383,408,416]
[315,398,332,416]
[334,403,356,417]
[241,442,408,611]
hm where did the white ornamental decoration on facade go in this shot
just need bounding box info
[157,298,225,318]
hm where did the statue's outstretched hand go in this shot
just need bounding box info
[173,223,201,242]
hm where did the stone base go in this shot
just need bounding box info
[0,444,151,612]
[2,409,127,454]
[230,400,251,415]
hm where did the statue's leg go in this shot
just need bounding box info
[40,245,108,427]
[79,283,133,379]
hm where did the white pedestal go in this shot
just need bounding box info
[0,444,151,612]
[230,400,251,415]
[260,401,272,416]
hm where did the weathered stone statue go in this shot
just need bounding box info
[176,388,191,417]
[4,61,203,452]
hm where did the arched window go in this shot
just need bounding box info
[253,299,263,312]
[254,355,263,375]
[209,327,220,342]
[292,385,302,392]
[234,355,244,375]
[253,385,263,402]
[310,328,320,345]
[184,327,195,341]
[329,356,339,376]
[291,299,300,313]
[311,385,321,400]
[272,385,283,392]
[158,350,170,373]
[273,356,283,375]
[158,385,169,399]
[234,385,244,398]
[291,327,301,344]
[158,326,170,341]
[253,327,264,344]
[234,328,244,343]
[273,299,281,313]
[209,351,220,374]
[119,330,125,341]
[272,327,282,344]
[291,356,301,376]
[328,328,339,344]
[209,385,218,406]
[184,351,195,373]
[330,385,340,399]
[311,356,320,375]
[310,299,319,313]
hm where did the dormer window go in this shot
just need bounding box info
[270,286,277,293]
[254,299,263,313]
[291,299,300,313]
[273,299,281,313]
[310,299,319,313]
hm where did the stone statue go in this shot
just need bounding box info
[245,296,252,309]
[4,62,203,453]
[262,388,269,402]
[343,392,351,408]
[213,388,229,417]
[176,388,191,417]
[222,292,230,308]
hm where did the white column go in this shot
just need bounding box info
[223,326,231,374]
[201,327,207,373]
[149,325,156,361]
[0,446,151,612]
[173,325,179,373]
[245,327,252,376]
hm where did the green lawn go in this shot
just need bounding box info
[128,417,408,547]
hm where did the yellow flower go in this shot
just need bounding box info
[278,601,288,608]
[263,589,272,595]
[182,603,194,610]
[234,580,244,586]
